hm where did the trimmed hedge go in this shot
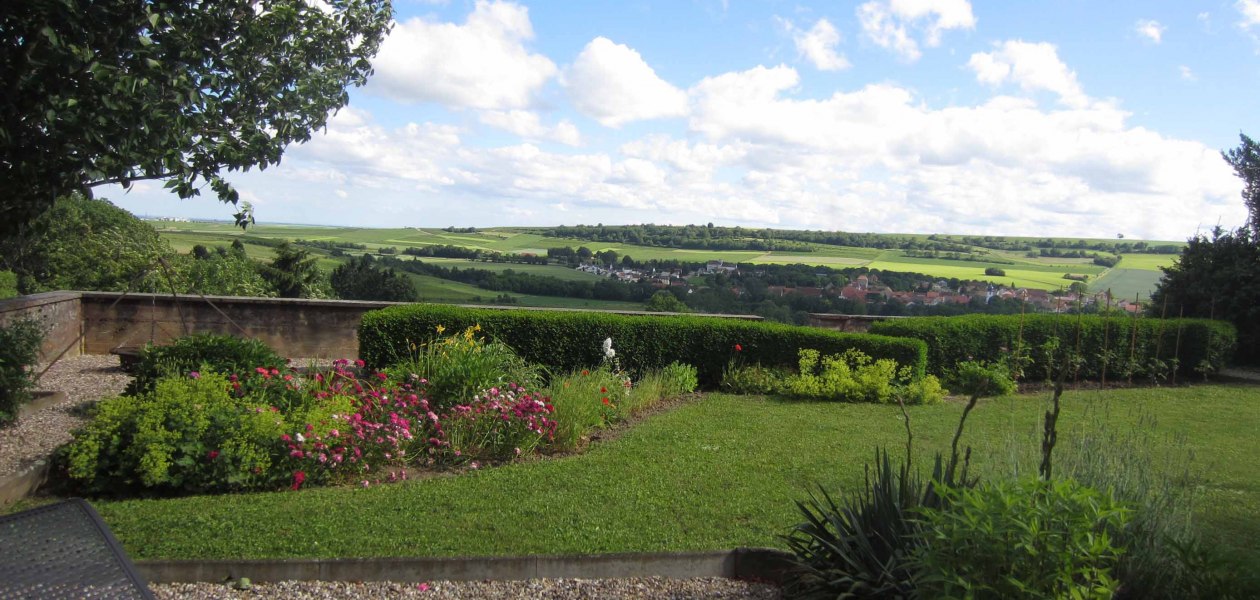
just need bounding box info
[869,314,1236,381]
[359,305,928,387]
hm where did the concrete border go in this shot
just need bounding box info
[0,460,51,506]
[136,548,794,585]
[17,390,69,421]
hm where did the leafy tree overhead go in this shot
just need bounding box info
[330,254,418,302]
[0,194,171,293]
[0,0,392,237]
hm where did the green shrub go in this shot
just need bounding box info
[913,477,1130,600]
[125,333,285,396]
[947,360,1017,398]
[0,317,44,426]
[721,364,788,395]
[658,361,698,396]
[0,270,18,299]
[383,325,540,412]
[869,314,1235,381]
[360,304,928,387]
[62,373,291,495]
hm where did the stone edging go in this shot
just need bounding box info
[0,460,51,506]
[17,390,69,421]
[136,548,794,585]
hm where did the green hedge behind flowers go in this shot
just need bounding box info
[359,305,928,387]
[869,314,1236,381]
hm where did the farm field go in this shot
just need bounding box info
[151,222,1174,295]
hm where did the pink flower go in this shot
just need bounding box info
[189,371,200,379]
[469,461,480,470]
[735,343,743,352]
[291,471,306,491]
[417,583,431,592]
[361,480,370,488]
[355,359,366,368]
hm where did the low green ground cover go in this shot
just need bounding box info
[65,382,1258,578]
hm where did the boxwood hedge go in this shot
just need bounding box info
[869,314,1236,381]
[359,305,927,386]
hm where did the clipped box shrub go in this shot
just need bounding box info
[870,314,1236,381]
[0,317,45,426]
[359,305,928,387]
[125,333,286,396]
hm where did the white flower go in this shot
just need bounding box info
[295,432,305,443]
[602,337,613,353]
[605,348,616,359]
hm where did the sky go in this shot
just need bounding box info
[109,0,1260,241]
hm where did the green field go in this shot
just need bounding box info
[44,383,1258,587]
[151,222,1176,294]
[414,258,605,282]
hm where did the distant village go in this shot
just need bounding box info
[575,259,1143,314]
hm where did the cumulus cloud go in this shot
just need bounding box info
[1240,0,1260,28]
[1180,65,1197,81]
[967,40,1088,108]
[783,18,851,71]
[479,110,582,146]
[563,37,689,128]
[369,0,557,109]
[1135,19,1166,43]
[857,0,976,61]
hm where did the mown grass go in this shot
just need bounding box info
[73,382,1259,569]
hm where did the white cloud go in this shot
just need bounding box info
[563,37,689,128]
[679,63,1241,239]
[1239,0,1260,28]
[967,40,1088,108]
[479,110,582,146]
[369,0,557,110]
[1135,19,1166,43]
[784,18,851,71]
[857,0,976,61]
[1180,65,1197,81]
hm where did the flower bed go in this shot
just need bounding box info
[56,330,696,497]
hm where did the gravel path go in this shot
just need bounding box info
[0,355,129,478]
[152,577,781,599]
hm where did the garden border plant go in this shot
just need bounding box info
[0,317,45,426]
[359,304,928,387]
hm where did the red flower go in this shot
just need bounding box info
[581,369,590,376]
[600,387,607,393]
[602,397,610,405]
[291,470,306,491]
[207,450,219,460]
[734,344,743,352]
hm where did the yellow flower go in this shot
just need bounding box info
[473,323,482,332]
[435,324,446,335]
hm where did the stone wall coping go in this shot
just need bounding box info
[0,291,83,314]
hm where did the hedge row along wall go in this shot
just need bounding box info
[869,314,1236,381]
[360,305,928,386]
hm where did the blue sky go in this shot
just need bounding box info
[110,0,1260,241]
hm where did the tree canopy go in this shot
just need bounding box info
[1223,133,1260,234]
[1,0,392,237]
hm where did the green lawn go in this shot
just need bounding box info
[78,383,1260,569]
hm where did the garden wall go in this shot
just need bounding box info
[0,292,760,360]
[0,292,83,363]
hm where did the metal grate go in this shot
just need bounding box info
[0,499,155,599]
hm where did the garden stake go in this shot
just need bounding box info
[1128,292,1141,385]
[1172,306,1185,385]
[1073,295,1084,387]
[1101,289,1112,387]
[1154,295,1169,382]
